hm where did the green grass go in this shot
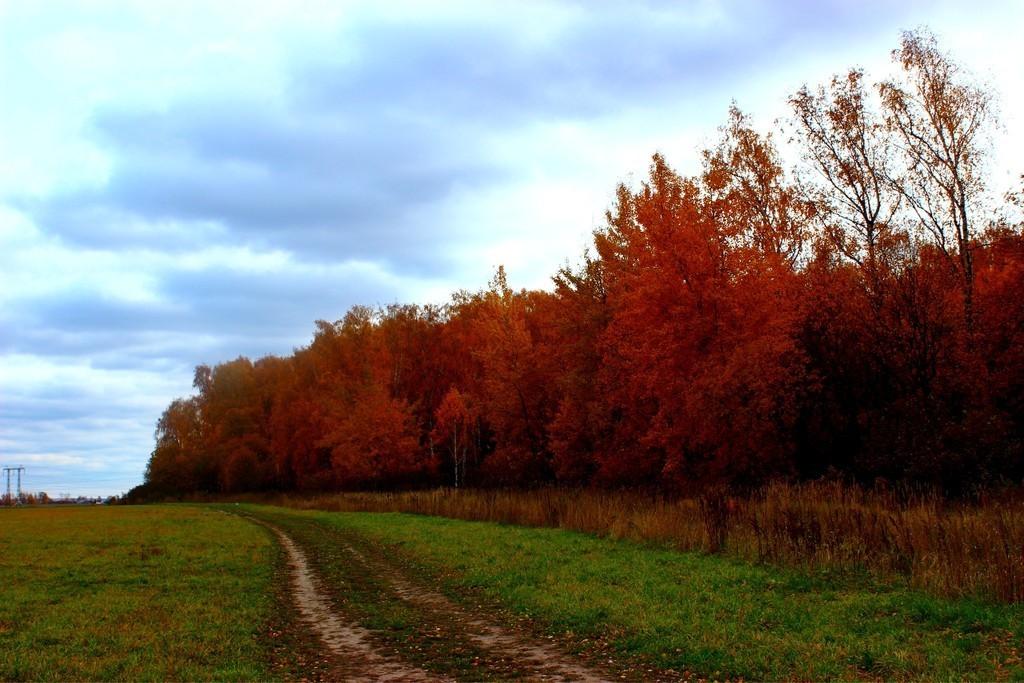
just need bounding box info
[6,502,1024,680]
[0,505,275,681]
[241,505,1024,681]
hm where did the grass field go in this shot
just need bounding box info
[0,505,274,681]
[242,504,1024,681]
[5,502,1024,680]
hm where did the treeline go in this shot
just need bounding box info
[139,32,1024,500]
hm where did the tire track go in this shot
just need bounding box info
[266,523,445,682]
[338,541,610,682]
[242,508,613,681]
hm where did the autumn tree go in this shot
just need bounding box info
[470,267,557,484]
[880,29,994,330]
[431,387,476,487]
[791,68,904,299]
[547,254,610,484]
[145,397,205,495]
[320,384,426,488]
[592,157,706,485]
[704,105,810,267]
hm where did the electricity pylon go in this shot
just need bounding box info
[3,466,25,505]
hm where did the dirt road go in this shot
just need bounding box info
[269,523,444,681]
[250,512,610,682]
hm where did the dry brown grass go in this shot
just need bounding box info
[251,481,1024,603]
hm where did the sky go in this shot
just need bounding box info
[1,1,1022,497]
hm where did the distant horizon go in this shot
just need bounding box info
[0,464,129,499]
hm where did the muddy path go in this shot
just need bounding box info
[340,542,606,682]
[262,520,444,682]
[240,509,613,681]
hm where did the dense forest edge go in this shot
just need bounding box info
[135,30,1024,504]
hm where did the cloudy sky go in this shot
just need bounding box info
[2,0,1021,497]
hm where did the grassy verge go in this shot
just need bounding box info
[0,505,274,681]
[265,484,1024,603]
[243,505,1024,681]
